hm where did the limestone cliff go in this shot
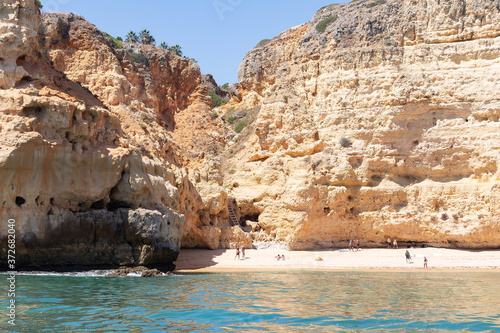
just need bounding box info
[0,0,234,269]
[227,0,500,249]
[2,0,499,259]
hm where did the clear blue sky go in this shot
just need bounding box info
[42,0,349,85]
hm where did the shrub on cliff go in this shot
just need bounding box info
[184,56,198,63]
[106,34,123,49]
[256,39,271,47]
[366,0,385,8]
[235,120,247,133]
[128,50,149,66]
[35,0,43,9]
[340,137,352,148]
[316,15,339,33]
[209,91,228,108]
[316,3,340,13]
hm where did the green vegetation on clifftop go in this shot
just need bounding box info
[256,39,272,47]
[316,15,339,33]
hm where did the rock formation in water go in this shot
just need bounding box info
[224,0,500,249]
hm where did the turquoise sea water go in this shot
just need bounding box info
[1,271,499,332]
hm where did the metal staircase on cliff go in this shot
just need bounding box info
[228,205,240,227]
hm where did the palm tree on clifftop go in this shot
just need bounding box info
[125,31,138,43]
[139,29,155,45]
[168,44,183,56]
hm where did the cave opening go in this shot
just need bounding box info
[240,213,260,226]
[90,199,107,210]
[108,199,132,211]
[15,196,26,207]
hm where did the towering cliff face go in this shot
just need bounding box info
[2,0,499,259]
[229,0,500,249]
[0,0,234,269]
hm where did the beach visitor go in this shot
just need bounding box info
[241,247,245,260]
[405,250,412,263]
[393,237,398,249]
[387,237,391,249]
[276,254,282,261]
[424,257,428,269]
[356,239,360,251]
[349,239,353,251]
[234,247,240,260]
[281,254,286,261]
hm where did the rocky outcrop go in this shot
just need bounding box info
[228,0,500,249]
[201,74,230,100]
[0,0,225,270]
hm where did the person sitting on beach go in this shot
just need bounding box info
[405,250,412,263]
[387,237,392,249]
[281,255,286,261]
[424,257,428,269]
[276,254,282,261]
[393,237,398,249]
[234,247,240,260]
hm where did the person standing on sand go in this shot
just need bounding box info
[234,247,240,260]
[424,257,428,269]
[356,239,360,251]
[393,237,398,249]
[241,247,245,260]
[387,237,392,249]
[405,250,412,263]
[348,239,353,251]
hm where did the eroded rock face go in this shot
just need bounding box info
[0,0,39,88]
[0,1,210,269]
[3,0,498,256]
[228,0,500,249]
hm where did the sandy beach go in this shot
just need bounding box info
[174,247,500,273]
